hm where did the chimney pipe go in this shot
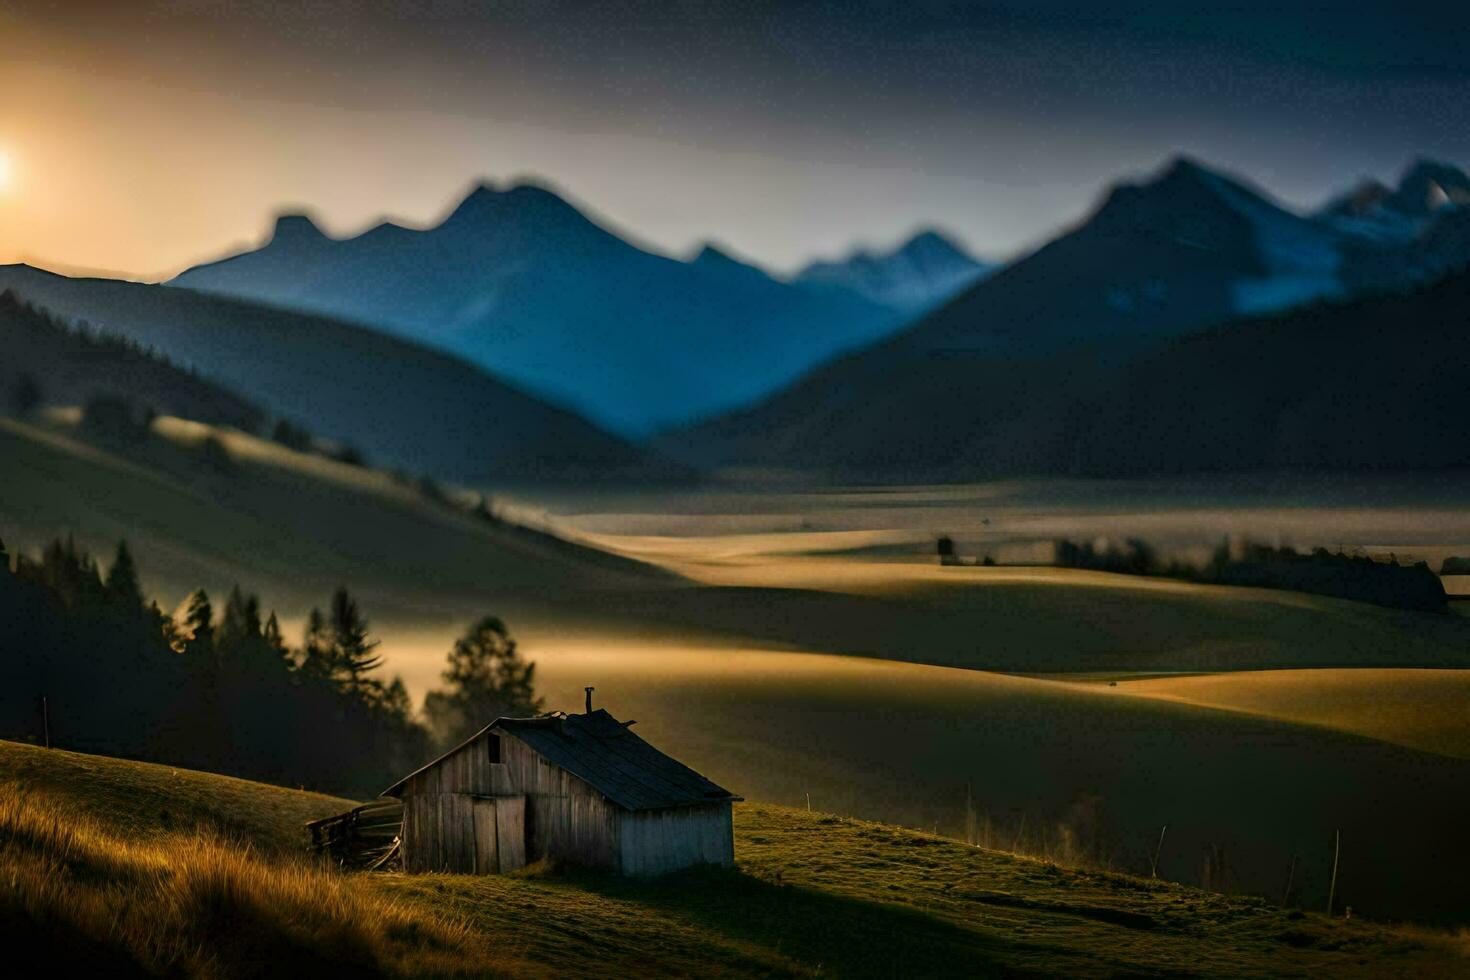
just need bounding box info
[585,686,595,714]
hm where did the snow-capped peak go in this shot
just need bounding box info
[792,229,990,313]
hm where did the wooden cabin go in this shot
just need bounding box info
[377,708,740,876]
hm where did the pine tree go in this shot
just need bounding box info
[263,612,292,667]
[180,589,214,660]
[150,600,180,652]
[328,587,381,688]
[216,585,263,663]
[103,540,143,612]
[380,676,413,720]
[299,606,334,680]
[423,616,543,747]
[40,535,103,609]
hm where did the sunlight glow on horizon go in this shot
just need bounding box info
[0,150,12,191]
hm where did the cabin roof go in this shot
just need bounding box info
[381,709,740,811]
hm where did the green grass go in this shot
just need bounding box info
[1096,668,1470,759]
[0,736,349,853]
[0,743,501,977]
[376,806,1468,978]
[2,739,1464,978]
[517,644,1470,925]
[0,415,671,625]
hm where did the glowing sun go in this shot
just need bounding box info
[0,151,11,190]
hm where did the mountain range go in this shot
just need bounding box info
[662,156,1470,477]
[6,154,1467,485]
[168,184,984,436]
[665,260,1470,480]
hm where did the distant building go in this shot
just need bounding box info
[313,702,740,876]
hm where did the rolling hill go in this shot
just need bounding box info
[10,404,1470,689]
[0,412,674,624]
[168,181,907,436]
[1092,668,1470,761]
[0,289,265,433]
[7,407,1470,929]
[5,738,1463,977]
[0,264,681,484]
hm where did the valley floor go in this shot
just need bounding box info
[3,740,1463,978]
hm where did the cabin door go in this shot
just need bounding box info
[495,795,527,872]
[472,796,527,874]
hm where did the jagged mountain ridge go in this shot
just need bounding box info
[170,182,908,437]
[662,155,1470,477]
[792,229,992,314]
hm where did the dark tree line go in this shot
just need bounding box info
[1053,536,1447,613]
[0,534,542,795]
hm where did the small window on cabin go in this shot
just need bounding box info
[486,732,502,764]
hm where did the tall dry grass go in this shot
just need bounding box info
[0,784,509,978]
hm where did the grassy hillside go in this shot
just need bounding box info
[0,734,347,852]
[0,741,495,977]
[8,408,1468,680]
[1094,668,1470,759]
[7,412,1470,925]
[571,557,1470,674]
[516,642,1470,925]
[4,740,1462,978]
[0,414,673,621]
[0,291,265,433]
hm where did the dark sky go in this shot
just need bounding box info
[2,0,1468,275]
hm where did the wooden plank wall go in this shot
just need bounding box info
[402,730,509,797]
[472,799,498,874]
[617,802,734,877]
[495,796,527,872]
[400,728,619,873]
[401,791,479,872]
[505,733,619,870]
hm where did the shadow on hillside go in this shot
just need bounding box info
[558,864,1060,977]
[566,581,1470,673]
